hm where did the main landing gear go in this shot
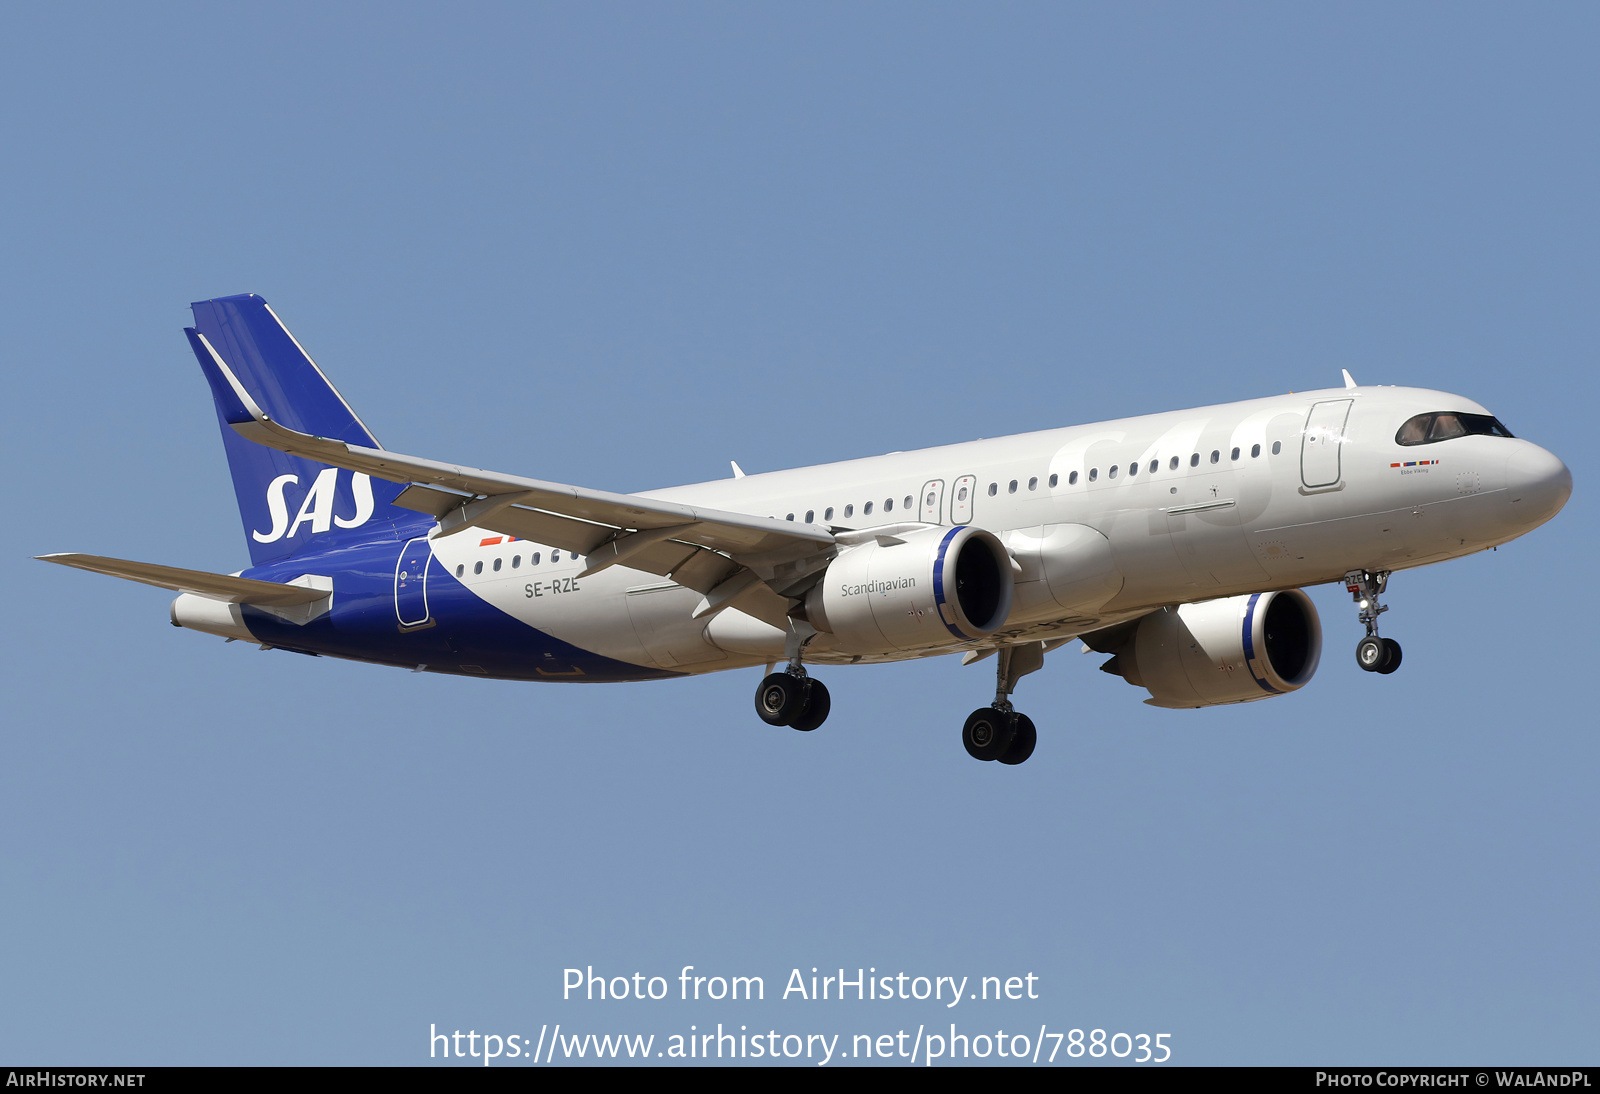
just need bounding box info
[1346,569,1402,675]
[755,671,830,732]
[962,643,1044,765]
[754,620,831,732]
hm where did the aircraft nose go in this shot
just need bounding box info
[1505,443,1572,530]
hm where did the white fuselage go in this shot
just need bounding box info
[424,385,1569,675]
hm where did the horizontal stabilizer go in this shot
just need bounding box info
[36,553,329,606]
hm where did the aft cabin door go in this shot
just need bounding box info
[1302,400,1353,489]
[395,537,434,629]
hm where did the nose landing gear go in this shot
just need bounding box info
[1346,570,1402,674]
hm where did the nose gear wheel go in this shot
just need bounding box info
[1346,570,1403,675]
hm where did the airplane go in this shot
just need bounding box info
[38,294,1572,765]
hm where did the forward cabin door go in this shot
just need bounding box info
[1301,399,1353,489]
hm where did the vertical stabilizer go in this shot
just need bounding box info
[187,294,412,566]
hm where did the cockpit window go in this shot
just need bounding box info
[1396,412,1514,446]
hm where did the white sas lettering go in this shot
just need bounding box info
[253,473,299,543]
[287,467,340,539]
[257,469,377,544]
[335,472,375,529]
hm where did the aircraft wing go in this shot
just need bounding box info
[36,553,331,606]
[192,332,835,627]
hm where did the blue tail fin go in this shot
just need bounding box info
[187,294,412,566]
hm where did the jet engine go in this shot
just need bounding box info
[1095,589,1322,708]
[803,525,1013,655]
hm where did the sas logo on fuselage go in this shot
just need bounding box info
[254,469,376,543]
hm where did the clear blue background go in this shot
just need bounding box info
[2,2,1594,1066]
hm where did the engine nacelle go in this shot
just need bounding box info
[1099,589,1322,708]
[805,525,1013,655]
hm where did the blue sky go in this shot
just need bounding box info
[2,3,1595,1065]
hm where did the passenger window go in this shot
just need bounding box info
[864,501,874,515]
[925,492,936,508]
[473,561,483,575]
[551,550,561,562]
[824,507,834,521]
[805,510,814,523]
[786,513,794,521]
[884,498,893,511]
[1049,474,1059,487]
[1169,456,1179,470]
[1068,471,1078,485]
[1272,441,1282,455]
[1251,444,1260,458]
[1149,460,1158,474]
[455,564,464,577]
[493,558,502,571]
[957,487,967,501]
[988,482,998,496]
[1127,461,1137,477]
[1007,479,1017,493]
[903,495,913,509]
[1088,468,1098,482]
[513,555,521,568]
[1109,465,1119,479]
[532,552,541,565]
[1231,447,1240,461]
[844,504,854,517]
[1209,450,1219,464]
[1028,477,1037,491]
[1190,453,1200,467]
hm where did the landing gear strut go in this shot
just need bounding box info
[1346,569,1402,674]
[962,643,1043,765]
[754,620,831,731]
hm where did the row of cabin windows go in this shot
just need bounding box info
[773,441,1287,524]
[988,475,1044,496]
[456,548,574,578]
[1014,441,1283,492]
[1069,440,1282,484]
[783,495,917,523]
